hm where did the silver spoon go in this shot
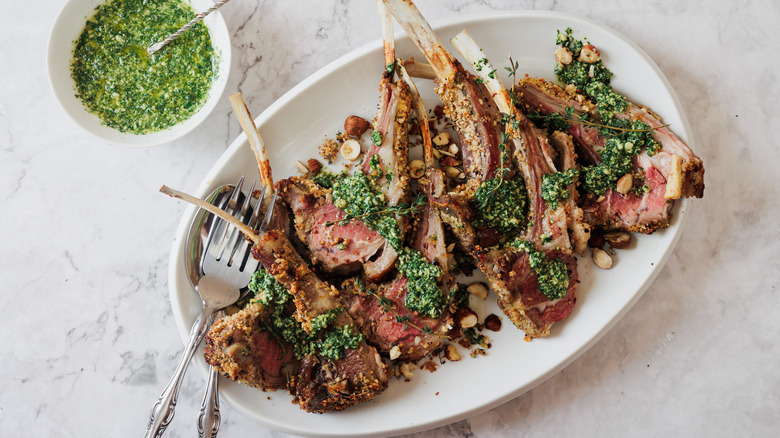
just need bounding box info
[147,0,231,56]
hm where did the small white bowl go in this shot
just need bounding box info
[47,0,231,147]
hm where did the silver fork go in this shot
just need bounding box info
[197,184,278,438]
[145,177,275,438]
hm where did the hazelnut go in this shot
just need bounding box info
[340,139,361,161]
[448,143,459,155]
[454,307,478,329]
[604,231,632,249]
[344,115,370,137]
[432,148,442,159]
[409,159,426,179]
[466,283,489,300]
[433,131,450,146]
[400,363,415,378]
[592,247,613,269]
[616,173,633,194]
[306,158,322,174]
[579,44,600,63]
[294,161,310,174]
[444,344,462,362]
[484,314,502,332]
[555,47,573,67]
[446,166,460,179]
[389,345,401,360]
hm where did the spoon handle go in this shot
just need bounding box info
[148,0,231,55]
[144,307,214,438]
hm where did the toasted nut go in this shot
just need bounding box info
[446,243,456,253]
[458,172,465,179]
[400,363,415,378]
[340,139,361,161]
[448,326,462,340]
[409,159,425,179]
[344,115,370,137]
[294,160,310,174]
[484,314,502,332]
[588,229,605,248]
[467,283,489,300]
[555,47,573,66]
[448,143,459,155]
[444,344,462,362]
[432,148,442,159]
[446,253,456,270]
[420,361,438,372]
[579,44,600,63]
[454,307,478,329]
[446,166,460,179]
[306,158,322,174]
[592,247,613,269]
[389,345,401,360]
[433,131,450,146]
[604,231,632,249]
[616,173,633,194]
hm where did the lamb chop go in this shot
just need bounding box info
[278,9,413,282]
[251,230,388,413]
[336,53,454,361]
[448,30,580,337]
[383,0,579,337]
[515,35,704,233]
[383,0,504,184]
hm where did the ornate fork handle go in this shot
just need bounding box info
[144,306,215,438]
[198,310,225,438]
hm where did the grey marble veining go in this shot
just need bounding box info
[1,0,779,437]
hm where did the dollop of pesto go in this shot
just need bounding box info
[554,28,613,90]
[331,171,403,249]
[70,0,216,134]
[581,120,658,195]
[396,248,446,319]
[553,28,660,196]
[249,270,364,361]
[510,240,570,300]
[473,178,528,234]
[541,169,579,210]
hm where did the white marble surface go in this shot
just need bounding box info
[1,0,778,436]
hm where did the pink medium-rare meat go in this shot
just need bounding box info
[278,177,393,278]
[516,76,704,233]
[204,302,299,391]
[339,170,454,361]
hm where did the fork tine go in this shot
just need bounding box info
[201,185,235,267]
[215,177,245,261]
[248,183,268,233]
[224,180,258,265]
[259,191,278,232]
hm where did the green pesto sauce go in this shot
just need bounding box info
[540,168,579,210]
[553,28,660,196]
[70,0,216,134]
[324,170,448,319]
[396,248,446,319]
[249,270,364,361]
[510,240,570,300]
[473,178,528,234]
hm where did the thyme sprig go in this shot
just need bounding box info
[325,193,427,227]
[530,105,670,134]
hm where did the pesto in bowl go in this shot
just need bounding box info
[71,0,216,134]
